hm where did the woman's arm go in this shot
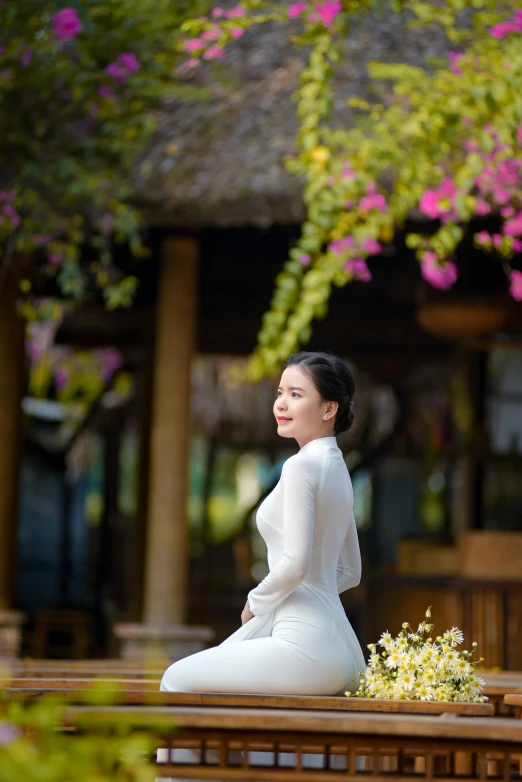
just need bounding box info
[337,511,361,593]
[247,456,316,616]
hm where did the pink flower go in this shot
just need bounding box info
[360,193,387,212]
[341,166,355,180]
[509,270,522,301]
[492,188,511,205]
[21,50,31,68]
[310,0,342,26]
[361,237,382,255]
[475,231,491,246]
[504,212,522,236]
[501,205,515,218]
[98,86,116,101]
[117,52,140,73]
[475,199,491,216]
[203,45,226,59]
[298,254,311,265]
[513,239,522,252]
[419,178,458,220]
[225,6,245,18]
[105,62,126,82]
[52,8,83,40]
[288,2,308,17]
[0,722,20,747]
[210,7,224,18]
[2,203,20,228]
[231,28,244,39]
[420,251,458,290]
[448,52,463,75]
[329,236,354,254]
[492,234,503,248]
[55,368,69,391]
[32,234,52,246]
[99,347,122,381]
[489,21,519,39]
[345,259,372,282]
[202,28,221,41]
[184,38,205,52]
[183,58,200,69]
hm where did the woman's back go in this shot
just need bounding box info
[248,436,361,615]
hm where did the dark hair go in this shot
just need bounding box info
[283,351,355,435]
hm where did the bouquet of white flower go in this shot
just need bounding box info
[347,608,487,702]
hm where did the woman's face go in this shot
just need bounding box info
[273,364,338,448]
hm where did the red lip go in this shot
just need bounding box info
[277,417,292,422]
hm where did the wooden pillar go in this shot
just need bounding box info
[113,236,213,659]
[0,279,25,655]
[143,235,198,626]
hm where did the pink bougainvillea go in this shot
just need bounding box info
[419,178,459,221]
[329,236,354,254]
[448,52,463,75]
[288,2,308,18]
[224,6,246,18]
[344,258,372,282]
[184,38,205,52]
[509,270,522,301]
[359,191,387,212]
[360,237,382,255]
[203,45,226,60]
[117,52,140,73]
[420,251,458,290]
[489,11,522,39]
[311,1,342,27]
[51,8,83,40]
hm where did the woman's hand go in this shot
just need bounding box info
[241,600,254,625]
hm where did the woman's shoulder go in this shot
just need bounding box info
[281,448,326,484]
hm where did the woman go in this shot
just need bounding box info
[160,351,366,696]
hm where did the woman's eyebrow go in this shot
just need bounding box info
[278,385,305,391]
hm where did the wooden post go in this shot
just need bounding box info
[113,236,214,659]
[0,278,25,655]
[143,235,198,627]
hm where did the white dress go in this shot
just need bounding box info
[160,436,366,696]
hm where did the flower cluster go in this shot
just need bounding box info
[348,608,487,702]
[289,1,342,26]
[181,5,246,66]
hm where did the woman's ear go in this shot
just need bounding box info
[323,400,338,421]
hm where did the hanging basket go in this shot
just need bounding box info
[416,299,508,340]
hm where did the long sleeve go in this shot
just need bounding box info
[248,456,316,616]
[336,510,361,594]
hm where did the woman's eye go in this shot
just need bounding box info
[292,392,300,398]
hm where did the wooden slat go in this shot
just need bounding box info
[5,668,164,678]
[66,705,522,742]
[2,683,494,715]
[504,694,522,708]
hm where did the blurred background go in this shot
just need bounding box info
[1,1,521,669]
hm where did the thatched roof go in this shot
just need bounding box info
[140,6,453,227]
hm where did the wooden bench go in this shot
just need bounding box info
[505,695,522,773]
[66,704,522,780]
[1,682,494,715]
